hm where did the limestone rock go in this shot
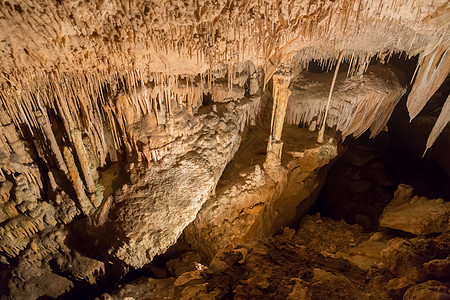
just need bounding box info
[100,277,176,300]
[286,65,406,139]
[102,99,260,268]
[344,232,389,271]
[0,180,12,204]
[380,238,428,282]
[184,132,338,259]
[174,270,204,288]
[104,214,448,300]
[8,262,74,299]
[56,251,105,284]
[380,184,450,235]
[0,1,448,299]
[295,214,369,254]
[167,251,204,278]
[308,268,369,300]
[424,258,450,279]
[286,279,310,300]
[386,277,415,299]
[403,281,450,300]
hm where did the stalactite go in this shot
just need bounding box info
[317,50,344,143]
[0,0,447,230]
[424,94,450,155]
[286,64,406,140]
[407,37,450,121]
[34,111,69,175]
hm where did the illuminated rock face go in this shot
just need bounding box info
[380,184,450,235]
[101,98,262,268]
[0,0,449,298]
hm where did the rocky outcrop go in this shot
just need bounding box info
[183,128,338,259]
[104,210,450,300]
[0,61,262,298]
[101,215,383,299]
[7,226,106,299]
[403,281,450,300]
[0,1,448,299]
[101,277,176,300]
[380,184,450,235]
[99,97,262,268]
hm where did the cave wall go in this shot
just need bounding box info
[0,0,449,298]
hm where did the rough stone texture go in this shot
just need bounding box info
[103,213,450,300]
[101,277,176,300]
[166,251,205,278]
[0,0,447,78]
[0,67,261,298]
[380,184,450,235]
[403,281,450,300]
[381,238,429,282]
[97,97,261,268]
[0,1,448,298]
[424,257,450,279]
[183,126,338,259]
[286,65,406,139]
[386,277,416,299]
[6,225,106,299]
[105,215,386,299]
[380,232,450,285]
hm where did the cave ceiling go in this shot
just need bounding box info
[0,0,448,135]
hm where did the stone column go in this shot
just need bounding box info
[264,74,292,169]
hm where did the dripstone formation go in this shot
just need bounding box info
[0,1,448,299]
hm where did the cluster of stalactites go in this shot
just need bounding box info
[285,62,407,140]
[0,70,206,164]
[0,60,263,217]
[289,38,450,149]
[0,0,445,76]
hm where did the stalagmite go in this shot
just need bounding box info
[317,50,344,143]
[264,73,292,169]
[0,1,448,298]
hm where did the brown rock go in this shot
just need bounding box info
[403,281,450,300]
[386,277,415,298]
[0,180,13,204]
[101,277,176,300]
[308,268,369,300]
[380,238,427,282]
[424,258,450,279]
[174,270,204,288]
[167,251,204,278]
[380,184,450,235]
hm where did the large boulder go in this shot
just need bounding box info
[99,98,261,268]
[183,129,338,259]
[403,281,450,300]
[380,184,450,235]
[380,238,428,282]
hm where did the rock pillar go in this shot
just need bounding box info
[264,74,291,169]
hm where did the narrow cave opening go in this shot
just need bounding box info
[310,67,450,232]
[202,92,212,106]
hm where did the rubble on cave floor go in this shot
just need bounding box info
[101,186,450,300]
